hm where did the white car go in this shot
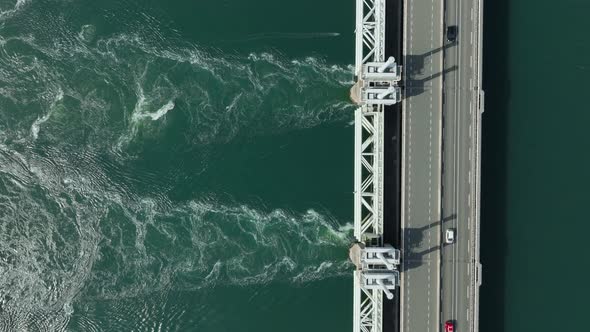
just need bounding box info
[445,229,455,244]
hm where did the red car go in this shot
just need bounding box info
[444,320,455,332]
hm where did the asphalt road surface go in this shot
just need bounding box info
[400,0,444,331]
[440,0,483,331]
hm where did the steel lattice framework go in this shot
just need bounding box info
[354,270,384,332]
[354,106,384,241]
[353,0,386,331]
[353,105,385,332]
[355,0,386,77]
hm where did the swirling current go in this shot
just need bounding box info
[0,0,355,331]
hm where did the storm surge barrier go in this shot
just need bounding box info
[350,0,402,331]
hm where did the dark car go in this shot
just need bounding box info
[446,25,458,42]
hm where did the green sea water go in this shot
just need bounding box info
[0,0,355,330]
[481,0,590,331]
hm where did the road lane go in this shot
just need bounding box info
[400,0,443,331]
[440,0,482,330]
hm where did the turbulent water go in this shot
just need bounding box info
[0,0,355,330]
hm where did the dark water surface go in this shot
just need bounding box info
[481,0,590,331]
[0,0,354,330]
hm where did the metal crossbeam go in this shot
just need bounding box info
[361,58,402,82]
[354,105,384,242]
[353,105,384,332]
[355,0,386,77]
[354,271,384,332]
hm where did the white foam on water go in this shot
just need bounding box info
[132,100,174,121]
[30,88,63,140]
[225,93,242,112]
[77,24,97,43]
[0,143,138,328]
[291,260,351,283]
[0,0,29,21]
[61,197,353,300]
[149,100,174,120]
[1,24,355,150]
[338,222,354,234]
[0,145,353,316]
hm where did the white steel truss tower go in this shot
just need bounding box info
[353,0,403,331]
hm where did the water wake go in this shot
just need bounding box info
[0,143,353,329]
[0,23,354,151]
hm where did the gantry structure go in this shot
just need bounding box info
[351,0,402,331]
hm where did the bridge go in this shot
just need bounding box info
[350,0,484,331]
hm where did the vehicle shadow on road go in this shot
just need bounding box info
[401,214,456,271]
[401,213,452,271]
[403,43,458,98]
[480,0,510,330]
